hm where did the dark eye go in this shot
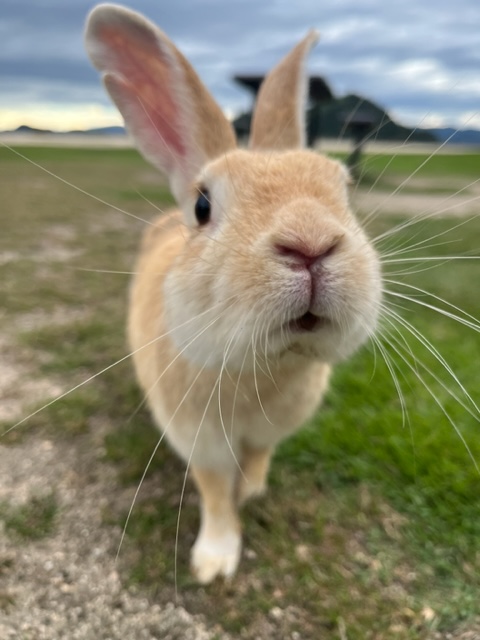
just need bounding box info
[194,189,211,226]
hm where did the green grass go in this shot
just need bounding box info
[0,493,58,540]
[0,144,479,638]
[360,152,480,178]
[351,151,480,194]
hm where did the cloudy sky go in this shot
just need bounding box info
[1,0,479,132]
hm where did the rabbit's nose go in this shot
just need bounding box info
[275,239,338,271]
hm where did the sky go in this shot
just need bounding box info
[1,0,479,132]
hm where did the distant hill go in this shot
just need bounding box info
[11,124,55,135]
[68,126,126,136]
[426,128,480,145]
[1,124,126,136]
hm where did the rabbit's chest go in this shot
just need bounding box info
[235,359,330,448]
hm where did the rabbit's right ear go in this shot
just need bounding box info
[85,4,236,204]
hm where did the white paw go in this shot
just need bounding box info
[191,531,242,584]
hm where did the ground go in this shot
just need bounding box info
[0,141,479,639]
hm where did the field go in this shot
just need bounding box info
[0,144,479,639]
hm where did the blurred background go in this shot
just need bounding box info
[1,0,479,144]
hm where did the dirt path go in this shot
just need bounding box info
[0,323,228,640]
[0,401,227,640]
[353,178,480,219]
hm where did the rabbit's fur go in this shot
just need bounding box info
[85,4,382,583]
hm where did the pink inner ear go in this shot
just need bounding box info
[97,23,186,159]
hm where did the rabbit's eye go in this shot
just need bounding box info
[195,189,211,225]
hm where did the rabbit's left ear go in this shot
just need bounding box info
[85,4,236,204]
[250,30,318,151]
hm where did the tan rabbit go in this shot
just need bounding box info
[85,4,382,583]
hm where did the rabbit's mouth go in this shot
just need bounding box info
[288,312,329,333]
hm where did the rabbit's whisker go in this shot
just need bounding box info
[380,306,480,420]
[360,113,434,201]
[125,300,237,428]
[376,212,478,256]
[383,255,480,264]
[2,299,231,437]
[73,266,224,277]
[0,141,155,227]
[230,327,254,443]
[73,267,139,275]
[352,113,477,225]
[383,255,479,277]
[369,176,480,242]
[370,331,409,429]
[378,326,479,474]
[117,356,211,564]
[217,320,249,478]
[251,317,275,426]
[383,281,480,333]
[174,373,221,595]
[134,190,167,215]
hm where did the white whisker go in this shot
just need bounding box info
[1,141,154,227]
[381,309,480,422]
[116,356,211,563]
[251,316,275,426]
[379,329,480,475]
[2,299,232,437]
[383,280,480,333]
[174,374,220,596]
[373,189,480,246]
[365,114,478,223]
[370,332,409,429]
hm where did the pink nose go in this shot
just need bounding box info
[275,240,337,270]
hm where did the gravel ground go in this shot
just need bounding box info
[353,181,480,218]
[0,425,228,640]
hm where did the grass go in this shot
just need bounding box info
[0,493,58,540]
[0,143,479,637]
[355,151,480,194]
[359,152,480,178]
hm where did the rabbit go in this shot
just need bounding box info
[85,3,382,584]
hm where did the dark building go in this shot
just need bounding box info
[232,75,435,147]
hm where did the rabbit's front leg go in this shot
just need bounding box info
[237,443,272,506]
[190,466,242,583]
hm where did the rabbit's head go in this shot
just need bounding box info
[85,4,382,370]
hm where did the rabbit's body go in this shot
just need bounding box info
[128,202,331,584]
[86,5,382,582]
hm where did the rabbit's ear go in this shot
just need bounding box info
[85,4,236,203]
[250,31,319,151]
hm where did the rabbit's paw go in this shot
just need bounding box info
[191,530,242,584]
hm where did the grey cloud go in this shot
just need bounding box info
[1,78,107,111]
[0,0,478,128]
[1,59,97,85]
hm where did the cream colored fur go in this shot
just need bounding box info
[85,4,382,583]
